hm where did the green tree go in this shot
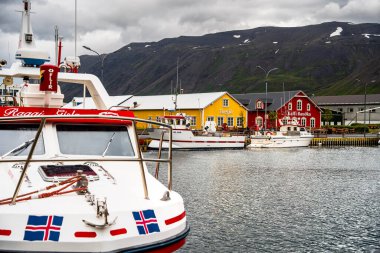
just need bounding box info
[322,109,333,125]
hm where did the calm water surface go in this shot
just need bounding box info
[146,147,380,252]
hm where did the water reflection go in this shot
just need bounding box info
[146,147,380,252]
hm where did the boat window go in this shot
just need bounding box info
[57,124,135,156]
[0,124,45,156]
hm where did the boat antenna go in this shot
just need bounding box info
[55,25,58,65]
[174,57,179,111]
[7,41,10,63]
[74,0,77,59]
[282,82,286,119]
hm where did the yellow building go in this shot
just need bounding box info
[119,92,248,130]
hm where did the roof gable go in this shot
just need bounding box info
[232,91,301,111]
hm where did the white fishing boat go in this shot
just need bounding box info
[148,114,247,149]
[0,1,189,252]
[248,123,314,148]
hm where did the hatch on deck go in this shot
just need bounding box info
[38,164,99,182]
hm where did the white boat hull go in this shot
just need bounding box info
[148,129,246,149]
[0,160,189,252]
[248,136,313,148]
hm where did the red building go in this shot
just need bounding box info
[233,90,321,130]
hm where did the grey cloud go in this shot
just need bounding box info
[0,0,379,62]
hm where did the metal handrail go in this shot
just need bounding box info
[0,114,173,203]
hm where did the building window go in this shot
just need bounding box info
[297,100,302,111]
[147,116,152,128]
[307,103,310,111]
[301,117,306,126]
[338,108,343,112]
[347,108,354,113]
[237,117,244,127]
[207,116,214,122]
[188,116,196,126]
[156,116,160,122]
[256,100,263,109]
[217,117,224,126]
[288,103,292,111]
[223,99,229,107]
[227,117,234,126]
[310,117,315,128]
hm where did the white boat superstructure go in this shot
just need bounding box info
[148,114,247,149]
[0,67,189,253]
[0,1,189,250]
[248,124,314,148]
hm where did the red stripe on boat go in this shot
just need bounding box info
[165,211,186,225]
[151,139,245,144]
[74,231,97,238]
[0,229,11,236]
[110,228,127,236]
[146,238,186,253]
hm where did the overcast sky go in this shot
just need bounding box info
[0,0,379,64]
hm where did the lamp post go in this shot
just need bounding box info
[356,79,376,137]
[82,45,106,82]
[256,66,278,130]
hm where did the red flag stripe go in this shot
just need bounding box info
[165,211,186,225]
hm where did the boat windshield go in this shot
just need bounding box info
[57,124,135,156]
[0,124,45,157]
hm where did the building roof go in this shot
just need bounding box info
[63,95,133,109]
[63,92,246,111]
[120,92,235,110]
[232,91,301,111]
[312,94,380,105]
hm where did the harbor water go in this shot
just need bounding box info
[145,147,380,252]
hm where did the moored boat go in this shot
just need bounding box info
[248,123,314,148]
[0,1,189,252]
[148,114,247,149]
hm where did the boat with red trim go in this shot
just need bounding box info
[148,114,247,149]
[0,1,189,252]
[248,121,313,148]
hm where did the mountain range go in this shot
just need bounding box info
[64,21,380,101]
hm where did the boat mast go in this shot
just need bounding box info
[74,0,77,59]
[174,57,179,111]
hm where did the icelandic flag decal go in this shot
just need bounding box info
[23,215,63,242]
[132,209,160,235]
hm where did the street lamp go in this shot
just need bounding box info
[356,79,376,137]
[82,45,106,82]
[256,66,278,130]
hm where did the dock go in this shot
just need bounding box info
[311,137,379,147]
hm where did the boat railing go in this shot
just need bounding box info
[0,114,173,204]
[0,94,18,106]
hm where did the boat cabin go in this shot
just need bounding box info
[157,114,190,130]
